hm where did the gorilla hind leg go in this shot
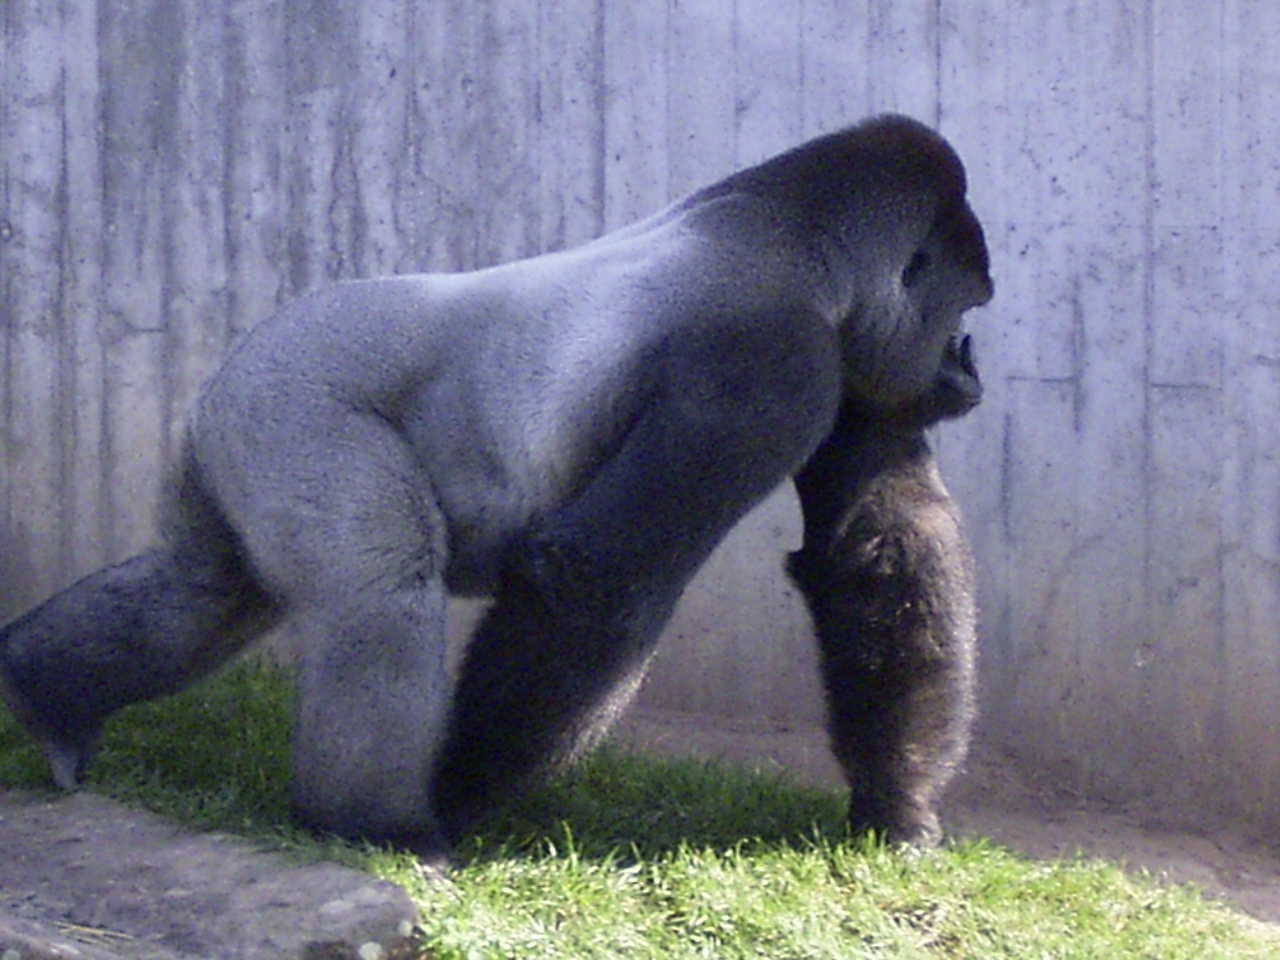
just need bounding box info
[288,584,452,860]
[215,412,457,859]
[0,447,280,788]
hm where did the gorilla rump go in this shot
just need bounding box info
[0,114,992,857]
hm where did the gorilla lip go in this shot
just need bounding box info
[952,333,977,379]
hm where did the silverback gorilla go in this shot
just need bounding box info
[0,114,992,857]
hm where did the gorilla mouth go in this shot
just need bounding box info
[947,332,977,380]
[931,332,981,417]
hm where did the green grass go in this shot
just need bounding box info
[2,659,1277,958]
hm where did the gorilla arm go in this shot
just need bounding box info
[430,305,843,842]
[788,334,982,846]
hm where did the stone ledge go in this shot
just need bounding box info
[0,791,416,960]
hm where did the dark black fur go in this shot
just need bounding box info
[788,335,980,845]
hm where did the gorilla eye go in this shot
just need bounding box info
[901,249,930,289]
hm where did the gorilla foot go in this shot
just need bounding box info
[848,795,943,850]
[0,667,100,790]
[290,801,453,867]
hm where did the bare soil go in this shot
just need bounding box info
[613,706,1280,928]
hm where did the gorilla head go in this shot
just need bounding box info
[717,117,992,406]
[0,114,991,858]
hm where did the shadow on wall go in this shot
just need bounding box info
[439,486,827,726]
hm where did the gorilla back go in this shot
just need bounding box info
[0,114,991,858]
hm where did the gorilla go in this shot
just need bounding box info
[789,333,981,846]
[0,114,992,858]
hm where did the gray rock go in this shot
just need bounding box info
[0,791,418,960]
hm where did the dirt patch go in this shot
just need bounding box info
[612,706,1280,928]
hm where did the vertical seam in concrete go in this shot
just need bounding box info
[865,1,876,110]
[221,4,239,351]
[400,0,419,267]
[593,0,607,238]
[157,1,184,476]
[663,0,673,202]
[1210,0,1230,795]
[796,0,806,136]
[730,0,740,164]
[933,0,943,128]
[998,409,1015,696]
[0,0,9,567]
[94,0,117,558]
[1070,274,1085,434]
[56,56,75,584]
[1139,0,1155,693]
[533,0,544,250]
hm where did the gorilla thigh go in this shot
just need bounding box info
[198,405,457,854]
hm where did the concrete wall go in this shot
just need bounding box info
[3,1,1279,833]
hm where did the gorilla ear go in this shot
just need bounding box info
[901,248,930,289]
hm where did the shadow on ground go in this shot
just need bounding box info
[613,707,1280,927]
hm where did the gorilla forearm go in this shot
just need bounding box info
[431,536,663,841]
[434,357,834,839]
